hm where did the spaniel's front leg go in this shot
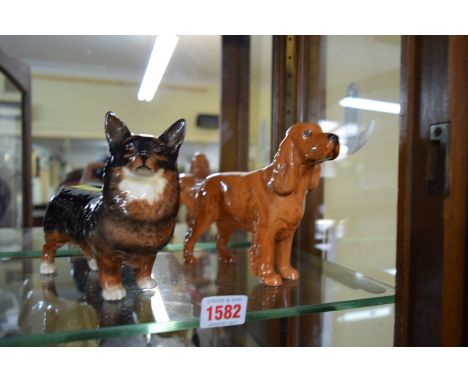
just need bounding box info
[275,233,299,281]
[249,228,283,286]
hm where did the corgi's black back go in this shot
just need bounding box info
[43,187,102,242]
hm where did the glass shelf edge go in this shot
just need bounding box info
[247,296,395,321]
[0,241,251,259]
[0,296,394,347]
[0,318,200,347]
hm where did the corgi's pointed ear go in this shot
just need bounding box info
[105,112,131,153]
[160,119,186,153]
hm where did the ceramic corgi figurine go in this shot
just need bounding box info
[40,112,186,301]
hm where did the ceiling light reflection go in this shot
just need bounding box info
[339,97,400,115]
[337,306,392,323]
[150,287,170,323]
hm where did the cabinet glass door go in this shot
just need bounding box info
[320,36,401,345]
[0,73,22,228]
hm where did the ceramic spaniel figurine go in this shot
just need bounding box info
[40,112,186,300]
[179,152,211,224]
[183,122,339,287]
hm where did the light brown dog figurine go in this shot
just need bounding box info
[179,152,211,224]
[183,122,339,286]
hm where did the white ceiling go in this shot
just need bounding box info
[0,35,222,86]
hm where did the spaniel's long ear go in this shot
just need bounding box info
[268,138,299,195]
[308,164,321,191]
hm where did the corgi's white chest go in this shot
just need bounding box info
[118,168,168,203]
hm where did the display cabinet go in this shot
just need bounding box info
[0,227,394,346]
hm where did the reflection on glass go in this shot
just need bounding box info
[0,73,22,228]
[249,35,272,170]
[322,36,401,281]
[320,35,401,346]
[17,274,98,346]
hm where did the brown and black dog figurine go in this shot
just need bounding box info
[183,122,339,287]
[179,152,211,224]
[40,112,186,300]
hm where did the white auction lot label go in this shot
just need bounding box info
[200,295,248,329]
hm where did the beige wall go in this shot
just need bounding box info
[31,75,220,143]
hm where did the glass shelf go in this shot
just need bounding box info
[0,228,394,346]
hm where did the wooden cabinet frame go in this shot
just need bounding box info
[396,36,468,346]
[220,36,250,172]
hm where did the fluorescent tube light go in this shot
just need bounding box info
[137,35,179,102]
[339,97,400,115]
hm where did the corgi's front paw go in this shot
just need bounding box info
[137,277,157,290]
[39,262,56,275]
[87,258,98,271]
[102,285,126,301]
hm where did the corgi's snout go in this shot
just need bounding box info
[139,151,150,161]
